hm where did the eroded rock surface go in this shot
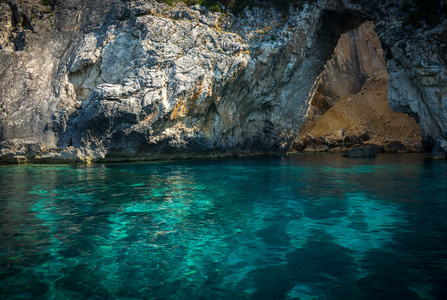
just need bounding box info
[293,21,422,154]
[0,0,446,163]
[307,21,387,122]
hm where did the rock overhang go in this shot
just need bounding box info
[0,0,446,163]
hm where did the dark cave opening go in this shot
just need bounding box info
[291,19,423,154]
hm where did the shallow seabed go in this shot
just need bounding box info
[1,153,446,299]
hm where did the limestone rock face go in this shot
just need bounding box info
[326,1,447,158]
[385,26,447,158]
[293,71,423,154]
[320,21,386,102]
[294,19,422,154]
[0,0,446,163]
[1,0,338,162]
[308,21,387,121]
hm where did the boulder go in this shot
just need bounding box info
[302,134,316,147]
[343,135,363,147]
[343,148,365,157]
[337,128,345,138]
[364,148,378,156]
[360,132,371,141]
[315,137,328,146]
[329,146,343,152]
[361,143,384,153]
[383,141,406,153]
[292,140,305,151]
[335,139,344,146]
[411,144,424,153]
[325,138,338,148]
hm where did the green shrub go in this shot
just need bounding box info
[156,0,175,6]
[209,4,222,12]
[156,0,314,14]
[40,0,53,5]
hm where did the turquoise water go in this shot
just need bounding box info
[1,153,447,299]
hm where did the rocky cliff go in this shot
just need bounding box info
[292,21,422,154]
[0,0,446,163]
[294,70,423,153]
[305,21,387,122]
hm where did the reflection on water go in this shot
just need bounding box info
[1,154,447,299]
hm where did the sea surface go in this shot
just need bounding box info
[1,153,446,299]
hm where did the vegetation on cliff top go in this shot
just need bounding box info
[156,0,312,13]
[159,0,447,23]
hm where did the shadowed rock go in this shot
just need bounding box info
[384,141,406,153]
[0,0,446,163]
[343,148,377,157]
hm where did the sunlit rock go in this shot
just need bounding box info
[0,0,446,162]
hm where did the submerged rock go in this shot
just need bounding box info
[343,148,377,157]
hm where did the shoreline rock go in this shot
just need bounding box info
[290,133,422,154]
[342,148,377,157]
[0,139,283,165]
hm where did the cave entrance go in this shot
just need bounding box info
[291,21,422,154]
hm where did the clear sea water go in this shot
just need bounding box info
[1,153,447,300]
